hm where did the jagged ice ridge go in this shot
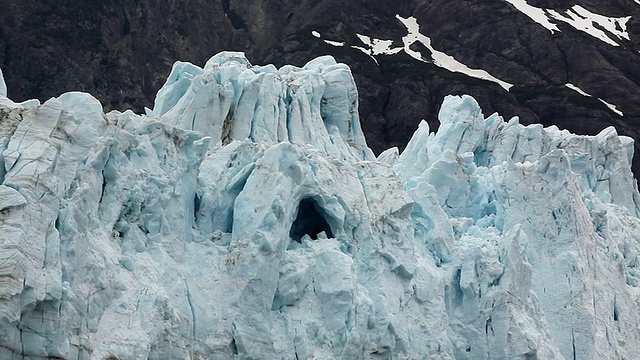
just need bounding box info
[0,52,639,359]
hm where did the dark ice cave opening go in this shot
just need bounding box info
[289,197,334,241]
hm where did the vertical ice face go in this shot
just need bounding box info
[150,52,373,162]
[0,54,639,359]
[395,94,640,359]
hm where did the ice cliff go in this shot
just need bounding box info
[1,52,639,360]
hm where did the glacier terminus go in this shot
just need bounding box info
[0,52,639,359]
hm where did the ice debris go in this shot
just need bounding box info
[1,52,639,359]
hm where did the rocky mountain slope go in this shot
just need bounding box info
[2,0,640,172]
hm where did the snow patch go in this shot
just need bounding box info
[501,0,560,33]
[548,6,630,46]
[355,34,403,56]
[397,15,513,91]
[320,33,401,64]
[565,83,590,97]
[314,20,513,91]
[503,0,631,46]
[565,83,624,116]
[323,40,345,47]
[598,98,624,116]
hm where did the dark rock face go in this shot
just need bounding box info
[0,1,246,110]
[3,0,640,173]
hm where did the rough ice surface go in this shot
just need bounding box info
[1,53,640,360]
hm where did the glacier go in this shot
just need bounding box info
[0,52,639,360]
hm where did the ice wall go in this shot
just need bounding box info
[0,52,639,359]
[395,95,640,359]
[149,52,373,162]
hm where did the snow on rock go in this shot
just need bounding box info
[501,0,561,33]
[352,34,404,61]
[503,0,631,46]
[396,15,513,91]
[1,53,640,359]
[597,97,624,116]
[316,16,513,91]
[548,5,631,46]
[566,83,624,116]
